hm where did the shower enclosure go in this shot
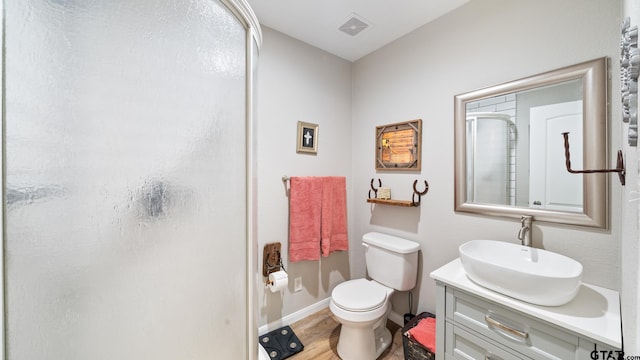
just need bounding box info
[2,0,260,358]
[466,113,517,206]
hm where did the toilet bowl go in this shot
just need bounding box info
[329,232,420,360]
[330,279,394,360]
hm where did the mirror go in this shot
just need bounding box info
[454,58,608,228]
[376,119,422,170]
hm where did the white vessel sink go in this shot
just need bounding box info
[459,240,583,306]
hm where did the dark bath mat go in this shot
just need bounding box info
[259,325,304,360]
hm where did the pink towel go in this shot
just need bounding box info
[407,317,436,352]
[289,177,323,262]
[321,177,349,257]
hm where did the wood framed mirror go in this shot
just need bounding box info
[376,119,422,170]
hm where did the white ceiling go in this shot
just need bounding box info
[246,0,471,62]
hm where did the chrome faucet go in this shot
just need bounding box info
[517,215,533,247]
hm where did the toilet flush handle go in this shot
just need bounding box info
[362,243,369,250]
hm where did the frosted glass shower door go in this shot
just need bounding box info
[4,1,249,359]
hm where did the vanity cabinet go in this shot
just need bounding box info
[431,259,622,360]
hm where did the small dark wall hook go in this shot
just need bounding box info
[412,180,429,205]
[369,178,382,198]
[562,132,625,186]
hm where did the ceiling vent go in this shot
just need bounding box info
[338,13,371,37]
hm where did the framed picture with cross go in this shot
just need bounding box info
[296,121,319,154]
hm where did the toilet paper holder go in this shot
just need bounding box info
[263,242,285,284]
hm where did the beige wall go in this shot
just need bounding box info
[351,0,621,319]
[256,27,353,329]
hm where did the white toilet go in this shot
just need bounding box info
[330,232,420,360]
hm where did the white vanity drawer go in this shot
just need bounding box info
[446,287,579,360]
[445,322,529,360]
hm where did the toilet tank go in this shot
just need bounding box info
[363,232,420,291]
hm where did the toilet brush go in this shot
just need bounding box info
[404,292,415,325]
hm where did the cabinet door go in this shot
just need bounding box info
[446,322,529,360]
[446,288,579,359]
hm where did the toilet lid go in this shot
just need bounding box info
[332,279,387,312]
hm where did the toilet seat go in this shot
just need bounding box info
[331,279,388,312]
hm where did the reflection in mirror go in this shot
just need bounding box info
[465,79,583,211]
[465,112,517,206]
[454,58,608,228]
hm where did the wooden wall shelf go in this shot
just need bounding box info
[367,178,429,207]
[366,198,419,207]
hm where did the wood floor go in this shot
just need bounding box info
[287,307,406,360]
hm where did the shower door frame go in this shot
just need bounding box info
[0,0,262,358]
[1,1,6,358]
[222,0,263,358]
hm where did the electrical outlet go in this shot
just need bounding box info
[294,277,303,292]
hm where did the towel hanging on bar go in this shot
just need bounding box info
[288,177,323,262]
[287,176,349,262]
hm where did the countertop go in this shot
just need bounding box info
[430,258,622,349]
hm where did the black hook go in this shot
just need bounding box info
[369,178,382,198]
[412,180,429,205]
